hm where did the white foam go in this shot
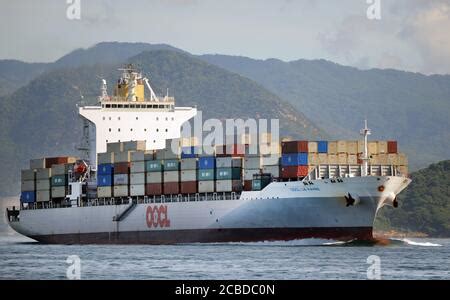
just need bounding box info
[398,238,442,247]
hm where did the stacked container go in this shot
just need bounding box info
[113,151,131,197]
[36,168,51,202]
[130,151,146,196]
[21,169,36,204]
[215,157,243,192]
[145,157,163,196]
[181,156,198,194]
[97,152,114,198]
[243,155,261,191]
[281,141,309,179]
[198,156,215,193]
[51,163,73,199]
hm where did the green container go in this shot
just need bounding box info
[252,177,271,191]
[164,159,180,171]
[51,175,67,187]
[146,160,163,172]
[198,169,215,181]
[216,168,242,180]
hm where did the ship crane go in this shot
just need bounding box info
[360,120,371,177]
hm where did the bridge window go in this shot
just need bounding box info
[130,105,135,108]
[130,128,133,131]
[103,117,105,120]
[124,105,129,108]
[118,128,121,132]
[156,117,159,121]
[118,105,123,108]
[158,105,164,108]
[109,128,111,132]
[144,128,147,132]
[156,129,159,132]
[112,105,117,108]
[136,117,138,120]
[165,117,168,121]
[106,104,111,108]
[165,129,168,132]
[118,117,121,120]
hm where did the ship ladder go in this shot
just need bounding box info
[113,200,137,222]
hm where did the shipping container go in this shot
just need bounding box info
[123,140,146,152]
[21,180,35,192]
[317,141,328,153]
[348,154,358,165]
[107,142,123,153]
[308,153,319,165]
[97,174,113,187]
[261,155,280,166]
[398,153,408,165]
[244,169,260,180]
[370,154,379,165]
[130,173,145,185]
[337,141,348,153]
[243,180,252,191]
[181,170,197,182]
[163,171,179,183]
[327,154,338,164]
[338,153,348,165]
[155,146,181,160]
[281,141,308,153]
[262,166,280,178]
[252,177,271,191]
[114,151,132,163]
[51,186,67,198]
[146,160,163,172]
[114,185,129,197]
[180,181,198,194]
[387,154,398,165]
[244,156,262,169]
[378,141,388,154]
[97,186,113,198]
[114,174,129,185]
[144,151,155,161]
[281,166,309,178]
[130,151,145,162]
[98,152,114,164]
[164,159,180,171]
[21,191,35,203]
[259,143,281,156]
[198,169,214,181]
[347,141,358,155]
[307,141,318,153]
[30,158,45,169]
[36,168,51,179]
[21,169,35,181]
[260,132,272,144]
[164,182,179,195]
[51,164,73,176]
[180,158,197,170]
[36,179,50,190]
[387,141,398,153]
[45,156,77,168]
[378,153,388,165]
[130,161,145,173]
[198,181,215,193]
[146,172,162,184]
[130,184,145,196]
[181,146,199,158]
[51,175,67,187]
[318,153,328,164]
[216,157,243,168]
[216,144,245,157]
[327,141,337,154]
[113,162,129,174]
[368,141,378,156]
[216,180,243,192]
[145,183,163,196]
[281,153,308,166]
[36,190,50,202]
[397,165,408,176]
[198,157,215,169]
[216,168,242,180]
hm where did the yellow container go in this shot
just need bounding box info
[308,141,318,153]
[347,141,358,154]
[368,142,378,155]
[328,154,338,164]
[348,154,358,165]
[378,153,388,164]
[318,153,328,164]
[398,153,408,165]
[337,140,347,153]
[378,141,388,154]
[388,154,398,165]
[370,154,379,165]
[338,153,347,164]
[308,153,319,165]
[327,142,337,154]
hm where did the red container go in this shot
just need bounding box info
[114,162,130,174]
[146,183,162,196]
[216,144,246,157]
[387,141,398,153]
[243,180,252,191]
[181,181,197,194]
[164,182,180,195]
[281,166,309,178]
[45,157,74,168]
[281,141,308,153]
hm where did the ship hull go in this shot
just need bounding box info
[9,176,411,244]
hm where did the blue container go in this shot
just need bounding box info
[317,141,328,153]
[97,163,113,175]
[281,153,308,166]
[181,146,199,158]
[97,174,113,187]
[21,191,35,203]
[198,156,215,169]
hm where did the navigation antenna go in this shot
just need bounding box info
[360,120,371,176]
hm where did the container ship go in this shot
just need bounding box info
[6,65,411,244]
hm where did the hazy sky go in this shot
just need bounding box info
[1,0,449,74]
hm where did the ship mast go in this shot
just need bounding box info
[360,120,371,176]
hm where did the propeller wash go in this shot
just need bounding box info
[7,65,411,244]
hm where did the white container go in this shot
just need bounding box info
[130,151,145,162]
[347,141,358,154]
[308,142,318,153]
[198,181,215,193]
[180,158,197,170]
[114,174,129,185]
[327,141,337,154]
[106,142,123,153]
[368,141,378,155]
[51,164,72,176]
[216,157,243,168]
[338,153,347,164]
[97,186,112,198]
[244,169,260,180]
[308,153,319,165]
[36,190,50,202]
[348,154,358,165]
[36,179,50,190]
[21,169,35,181]
[146,172,162,183]
[30,158,45,169]
[51,186,67,198]
[36,168,51,179]
[259,143,280,155]
[113,185,129,197]
[98,152,114,164]
[130,184,145,196]
[215,180,232,192]
[327,154,338,164]
[21,180,35,192]
[318,153,328,164]
[261,155,280,166]
[244,156,262,169]
[262,166,280,178]
[378,153,388,164]
[181,170,197,182]
[130,173,145,185]
[378,141,388,154]
[163,171,179,183]
[130,161,145,173]
[114,151,132,163]
[123,141,146,152]
[337,140,348,153]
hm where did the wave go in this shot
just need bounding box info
[394,238,442,247]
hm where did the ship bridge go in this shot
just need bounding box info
[79,65,197,166]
